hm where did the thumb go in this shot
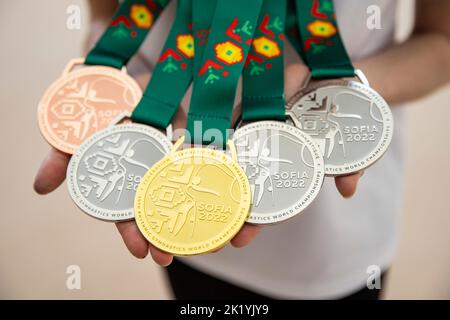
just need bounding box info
[335,171,364,198]
[34,148,71,195]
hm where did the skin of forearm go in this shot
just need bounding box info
[355,0,450,106]
[356,33,450,105]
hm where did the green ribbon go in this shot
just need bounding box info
[242,0,287,122]
[85,0,170,69]
[186,0,263,147]
[192,0,217,77]
[285,0,303,58]
[292,0,354,79]
[131,0,193,129]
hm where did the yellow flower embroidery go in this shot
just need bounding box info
[252,36,281,58]
[177,34,194,58]
[130,4,153,29]
[215,41,243,65]
[307,20,336,38]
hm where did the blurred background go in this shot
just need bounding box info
[1,0,449,299]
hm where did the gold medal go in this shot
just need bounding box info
[134,137,251,256]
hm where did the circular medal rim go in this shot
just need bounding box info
[38,65,142,154]
[287,79,394,176]
[67,123,173,222]
[232,121,325,225]
[134,147,251,255]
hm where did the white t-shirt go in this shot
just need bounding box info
[138,0,405,299]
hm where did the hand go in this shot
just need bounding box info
[33,70,262,266]
[33,64,362,267]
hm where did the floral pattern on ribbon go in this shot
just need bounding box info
[252,36,281,58]
[130,4,154,29]
[177,34,195,58]
[215,41,244,65]
[307,20,336,38]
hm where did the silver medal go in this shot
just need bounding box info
[67,123,172,222]
[232,121,324,225]
[287,77,393,176]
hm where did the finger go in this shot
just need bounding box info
[149,245,174,267]
[34,148,71,195]
[284,63,310,100]
[115,221,149,259]
[335,171,364,198]
[230,223,262,248]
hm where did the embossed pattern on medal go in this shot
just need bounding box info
[38,66,142,154]
[67,124,172,222]
[135,148,251,255]
[233,121,325,224]
[288,81,393,176]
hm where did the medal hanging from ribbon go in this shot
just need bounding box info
[233,0,324,225]
[135,0,264,256]
[52,0,393,252]
[286,0,394,176]
[68,0,194,222]
[38,0,170,154]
